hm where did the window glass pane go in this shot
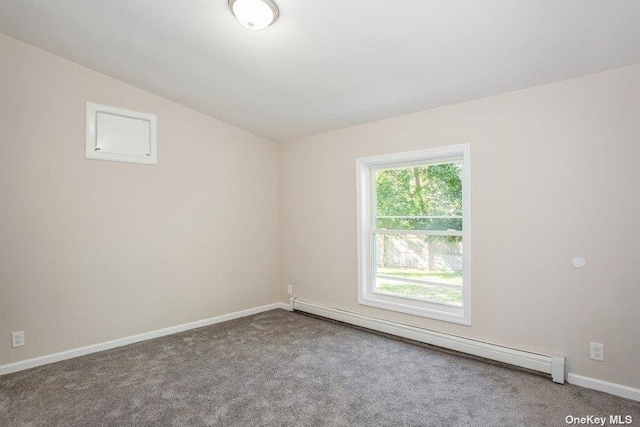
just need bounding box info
[374,233,463,306]
[374,279,463,307]
[375,162,462,231]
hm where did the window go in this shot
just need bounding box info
[356,144,471,324]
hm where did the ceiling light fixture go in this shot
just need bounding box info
[228,0,279,31]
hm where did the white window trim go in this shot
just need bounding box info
[356,144,471,325]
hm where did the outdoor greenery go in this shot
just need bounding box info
[376,162,463,231]
[375,162,464,305]
[376,282,463,306]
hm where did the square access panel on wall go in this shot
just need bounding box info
[85,102,157,165]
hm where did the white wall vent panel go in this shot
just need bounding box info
[85,102,157,165]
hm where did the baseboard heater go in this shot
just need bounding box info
[290,298,566,384]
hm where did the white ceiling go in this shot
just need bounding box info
[1,1,639,142]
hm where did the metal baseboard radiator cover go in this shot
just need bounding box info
[290,297,566,384]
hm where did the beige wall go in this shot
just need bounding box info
[279,65,640,388]
[0,34,279,366]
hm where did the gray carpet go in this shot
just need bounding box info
[1,309,638,426]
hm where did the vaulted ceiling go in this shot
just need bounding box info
[1,0,639,142]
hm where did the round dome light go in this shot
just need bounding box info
[228,0,279,31]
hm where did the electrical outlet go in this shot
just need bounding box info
[590,342,604,361]
[11,331,25,348]
[287,285,293,295]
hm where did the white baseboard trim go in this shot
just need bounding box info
[568,373,640,402]
[291,298,566,383]
[0,302,285,376]
[278,301,293,311]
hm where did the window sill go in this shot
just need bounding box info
[358,294,471,325]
